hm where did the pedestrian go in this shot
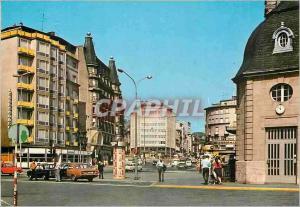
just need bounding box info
[29,160,37,181]
[55,156,61,182]
[201,155,211,185]
[156,159,165,182]
[97,160,104,179]
[213,157,223,184]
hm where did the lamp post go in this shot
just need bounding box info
[117,68,152,180]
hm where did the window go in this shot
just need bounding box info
[37,41,49,54]
[19,38,30,48]
[270,83,293,102]
[58,116,64,126]
[18,56,31,66]
[37,129,49,142]
[38,77,49,90]
[272,22,294,54]
[37,60,49,73]
[38,111,49,125]
[51,48,57,59]
[38,95,49,108]
[59,52,65,62]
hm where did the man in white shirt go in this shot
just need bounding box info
[156,159,165,182]
[201,155,211,185]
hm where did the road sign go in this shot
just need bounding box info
[8,124,29,143]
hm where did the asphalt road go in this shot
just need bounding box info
[1,165,299,206]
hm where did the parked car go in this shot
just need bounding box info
[27,163,56,180]
[125,162,142,172]
[185,159,192,167]
[152,160,158,166]
[171,159,180,167]
[177,161,187,169]
[65,163,98,182]
[1,162,22,175]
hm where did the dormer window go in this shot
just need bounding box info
[272,22,294,54]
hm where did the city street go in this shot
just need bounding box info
[1,164,299,206]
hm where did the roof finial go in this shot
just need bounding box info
[110,56,114,60]
[87,32,91,36]
[281,22,285,26]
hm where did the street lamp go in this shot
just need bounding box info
[117,68,152,180]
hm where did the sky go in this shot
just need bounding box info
[2,1,264,132]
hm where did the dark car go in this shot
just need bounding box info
[152,160,158,166]
[27,163,56,180]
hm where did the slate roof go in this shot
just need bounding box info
[233,1,299,82]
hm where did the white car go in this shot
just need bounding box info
[185,159,192,167]
[125,163,142,172]
[171,159,180,167]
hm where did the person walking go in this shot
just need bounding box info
[97,160,105,179]
[201,155,211,185]
[213,157,223,184]
[156,159,165,182]
[29,160,37,181]
[55,155,62,182]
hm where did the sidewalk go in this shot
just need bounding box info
[98,169,299,192]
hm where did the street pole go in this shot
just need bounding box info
[117,69,152,180]
[13,124,19,207]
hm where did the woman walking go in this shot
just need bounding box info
[213,157,223,184]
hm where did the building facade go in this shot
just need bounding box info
[1,25,84,165]
[233,1,299,184]
[175,121,192,155]
[77,33,124,163]
[1,25,123,166]
[130,102,176,158]
[204,97,237,156]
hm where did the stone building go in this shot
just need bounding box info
[77,33,124,163]
[233,1,299,184]
[130,102,176,158]
[204,96,237,156]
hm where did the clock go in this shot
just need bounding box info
[275,104,285,115]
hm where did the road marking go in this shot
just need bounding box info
[152,184,300,192]
[1,179,152,188]
[1,199,12,206]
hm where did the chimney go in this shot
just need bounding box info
[265,0,280,17]
[48,31,55,36]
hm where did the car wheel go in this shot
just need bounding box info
[88,178,93,182]
[71,175,77,182]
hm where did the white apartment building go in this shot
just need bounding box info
[130,102,176,158]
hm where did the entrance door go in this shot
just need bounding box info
[266,127,297,183]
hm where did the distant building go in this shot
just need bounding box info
[204,96,237,156]
[130,102,176,158]
[175,121,192,155]
[233,1,299,184]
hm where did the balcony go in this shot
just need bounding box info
[66,126,70,131]
[17,101,34,109]
[17,83,34,91]
[18,47,35,57]
[17,65,34,73]
[66,111,70,116]
[73,113,78,119]
[17,119,34,126]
